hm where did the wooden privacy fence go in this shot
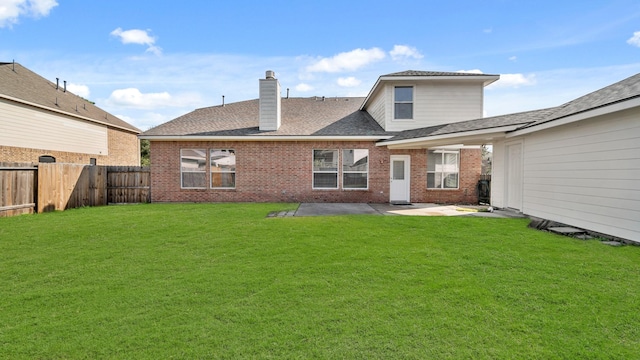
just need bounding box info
[0,163,150,217]
[107,166,151,204]
[0,162,38,217]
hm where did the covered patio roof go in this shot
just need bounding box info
[377,107,557,149]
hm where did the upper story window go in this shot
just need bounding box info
[394,86,413,120]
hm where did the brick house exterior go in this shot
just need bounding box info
[0,62,140,166]
[142,70,496,204]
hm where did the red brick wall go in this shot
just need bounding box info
[151,141,482,204]
[0,127,139,166]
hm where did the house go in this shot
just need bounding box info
[379,73,640,243]
[141,70,499,204]
[0,61,141,165]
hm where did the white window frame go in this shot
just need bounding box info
[427,149,460,190]
[342,149,369,190]
[180,149,207,189]
[393,85,414,120]
[210,149,236,189]
[312,149,339,189]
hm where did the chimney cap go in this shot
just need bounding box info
[265,70,275,79]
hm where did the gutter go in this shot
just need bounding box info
[139,135,395,141]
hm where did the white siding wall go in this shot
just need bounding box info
[520,108,640,242]
[367,89,386,129]
[491,138,510,209]
[383,81,484,132]
[0,99,109,155]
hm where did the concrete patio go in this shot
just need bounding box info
[290,203,525,218]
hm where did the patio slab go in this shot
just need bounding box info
[293,203,524,218]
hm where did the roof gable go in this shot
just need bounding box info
[0,62,140,133]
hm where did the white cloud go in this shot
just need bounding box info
[295,83,314,92]
[337,77,361,87]
[509,56,517,61]
[0,0,57,28]
[487,73,537,89]
[107,88,171,109]
[389,45,424,61]
[67,83,90,98]
[627,31,640,47]
[306,47,386,73]
[110,27,162,55]
[483,28,493,34]
[456,69,484,74]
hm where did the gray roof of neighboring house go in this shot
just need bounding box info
[0,62,140,133]
[383,70,500,77]
[142,97,391,137]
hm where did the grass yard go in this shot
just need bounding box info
[0,203,639,359]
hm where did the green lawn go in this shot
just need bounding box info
[1,203,638,359]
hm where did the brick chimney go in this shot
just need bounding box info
[259,70,281,131]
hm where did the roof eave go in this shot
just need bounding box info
[377,125,522,149]
[139,135,394,141]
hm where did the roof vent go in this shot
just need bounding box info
[265,70,275,79]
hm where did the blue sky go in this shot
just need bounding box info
[2,0,640,130]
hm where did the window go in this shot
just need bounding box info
[181,149,207,188]
[313,150,338,189]
[394,86,413,119]
[427,149,459,189]
[343,149,368,189]
[210,149,236,188]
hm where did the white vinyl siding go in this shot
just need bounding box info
[0,99,108,155]
[520,107,640,242]
[381,82,484,132]
[367,91,386,128]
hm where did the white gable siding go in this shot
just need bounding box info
[383,82,484,132]
[0,99,108,155]
[521,107,640,242]
[367,89,386,129]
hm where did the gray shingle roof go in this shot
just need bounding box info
[0,62,140,133]
[523,72,640,128]
[387,107,559,141]
[142,97,391,137]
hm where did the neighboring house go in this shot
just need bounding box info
[0,62,141,165]
[141,70,499,204]
[379,73,640,243]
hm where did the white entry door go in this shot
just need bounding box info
[505,142,523,210]
[390,155,411,203]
